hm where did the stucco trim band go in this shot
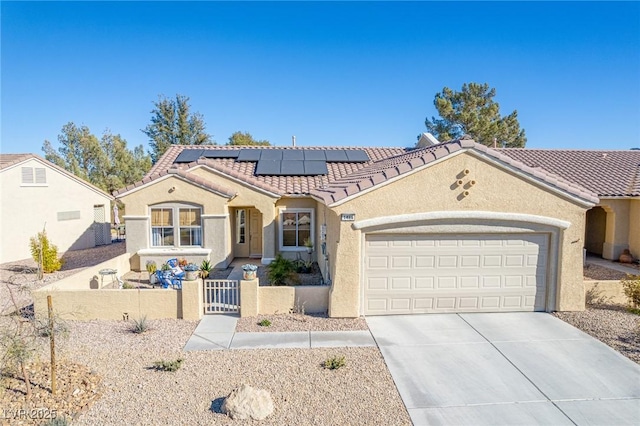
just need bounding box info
[138,248,212,256]
[202,214,229,219]
[352,211,571,231]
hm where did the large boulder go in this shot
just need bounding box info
[221,384,274,420]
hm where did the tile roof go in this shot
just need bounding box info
[311,140,599,205]
[0,153,34,170]
[496,149,640,197]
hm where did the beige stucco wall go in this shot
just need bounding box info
[239,279,329,316]
[628,199,640,259]
[0,158,112,263]
[599,199,632,260]
[584,280,629,306]
[325,151,590,317]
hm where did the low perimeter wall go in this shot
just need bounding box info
[239,279,329,317]
[584,280,628,306]
[33,254,204,321]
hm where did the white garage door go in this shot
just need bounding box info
[363,233,548,315]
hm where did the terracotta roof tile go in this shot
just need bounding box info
[0,154,33,169]
[497,149,640,197]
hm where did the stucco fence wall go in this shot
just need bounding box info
[239,279,329,317]
[584,280,630,306]
[33,253,203,321]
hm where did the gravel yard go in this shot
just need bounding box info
[2,244,639,424]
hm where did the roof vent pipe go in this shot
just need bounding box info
[292,136,296,147]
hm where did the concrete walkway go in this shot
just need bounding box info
[183,314,376,351]
[367,313,640,426]
[586,254,639,275]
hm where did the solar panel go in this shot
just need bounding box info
[279,160,306,175]
[303,150,327,161]
[201,150,240,159]
[282,150,304,161]
[304,161,328,175]
[324,150,349,162]
[345,150,370,162]
[260,149,283,160]
[255,160,281,175]
[237,149,263,161]
[174,149,203,163]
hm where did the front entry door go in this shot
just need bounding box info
[249,208,262,258]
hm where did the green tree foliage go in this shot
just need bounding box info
[42,123,151,194]
[425,83,526,148]
[227,131,270,146]
[29,231,63,273]
[142,94,214,162]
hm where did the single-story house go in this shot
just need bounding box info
[115,135,629,317]
[0,154,113,264]
[496,148,640,261]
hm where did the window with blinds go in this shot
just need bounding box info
[150,204,202,247]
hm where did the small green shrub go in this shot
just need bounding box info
[323,355,346,370]
[267,254,296,286]
[153,358,184,372]
[621,274,640,309]
[122,282,136,289]
[200,259,212,279]
[145,260,157,274]
[258,319,272,327]
[29,231,62,273]
[130,316,149,334]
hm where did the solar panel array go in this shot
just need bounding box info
[174,148,369,176]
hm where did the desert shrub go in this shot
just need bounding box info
[621,274,640,309]
[122,282,136,289]
[29,231,62,273]
[267,254,296,286]
[258,319,271,327]
[323,355,346,370]
[152,358,183,372]
[130,316,149,334]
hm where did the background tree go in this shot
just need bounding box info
[424,82,526,148]
[227,131,270,146]
[42,122,152,194]
[142,94,214,162]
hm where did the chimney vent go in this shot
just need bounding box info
[292,136,296,147]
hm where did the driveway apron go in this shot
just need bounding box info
[366,312,640,426]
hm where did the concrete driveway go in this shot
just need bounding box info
[366,313,640,426]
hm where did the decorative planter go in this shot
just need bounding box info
[243,270,257,280]
[185,271,198,281]
[149,273,158,285]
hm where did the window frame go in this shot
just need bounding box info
[236,209,246,244]
[279,208,314,251]
[149,203,203,248]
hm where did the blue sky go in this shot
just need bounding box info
[2,1,639,155]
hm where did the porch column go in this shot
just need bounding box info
[601,201,630,260]
[122,215,149,271]
[261,209,277,263]
[202,214,230,269]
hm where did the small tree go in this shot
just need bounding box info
[29,231,62,274]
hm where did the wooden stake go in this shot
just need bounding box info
[47,295,57,395]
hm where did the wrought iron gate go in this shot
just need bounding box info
[203,279,239,313]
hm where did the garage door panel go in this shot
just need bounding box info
[364,233,548,315]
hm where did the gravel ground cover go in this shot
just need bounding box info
[236,313,368,332]
[583,263,627,280]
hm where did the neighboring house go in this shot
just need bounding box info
[497,149,640,261]
[115,137,603,317]
[0,154,113,264]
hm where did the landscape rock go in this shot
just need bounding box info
[221,384,274,420]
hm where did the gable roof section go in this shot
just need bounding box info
[310,140,599,206]
[496,149,640,197]
[0,153,114,200]
[120,145,407,197]
[114,167,237,199]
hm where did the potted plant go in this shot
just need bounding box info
[241,264,258,280]
[303,237,314,254]
[146,260,158,285]
[183,263,199,281]
[199,259,212,279]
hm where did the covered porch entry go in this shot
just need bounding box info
[232,207,263,259]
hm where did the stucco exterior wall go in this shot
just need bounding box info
[326,151,589,317]
[0,158,112,263]
[599,199,631,260]
[584,280,628,306]
[630,199,640,259]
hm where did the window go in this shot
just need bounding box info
[21,167,46,185]
[236,209,246,244]
[280,209,313,250]
[151,204,202,247]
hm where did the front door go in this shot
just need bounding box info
[249,208,263,258]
